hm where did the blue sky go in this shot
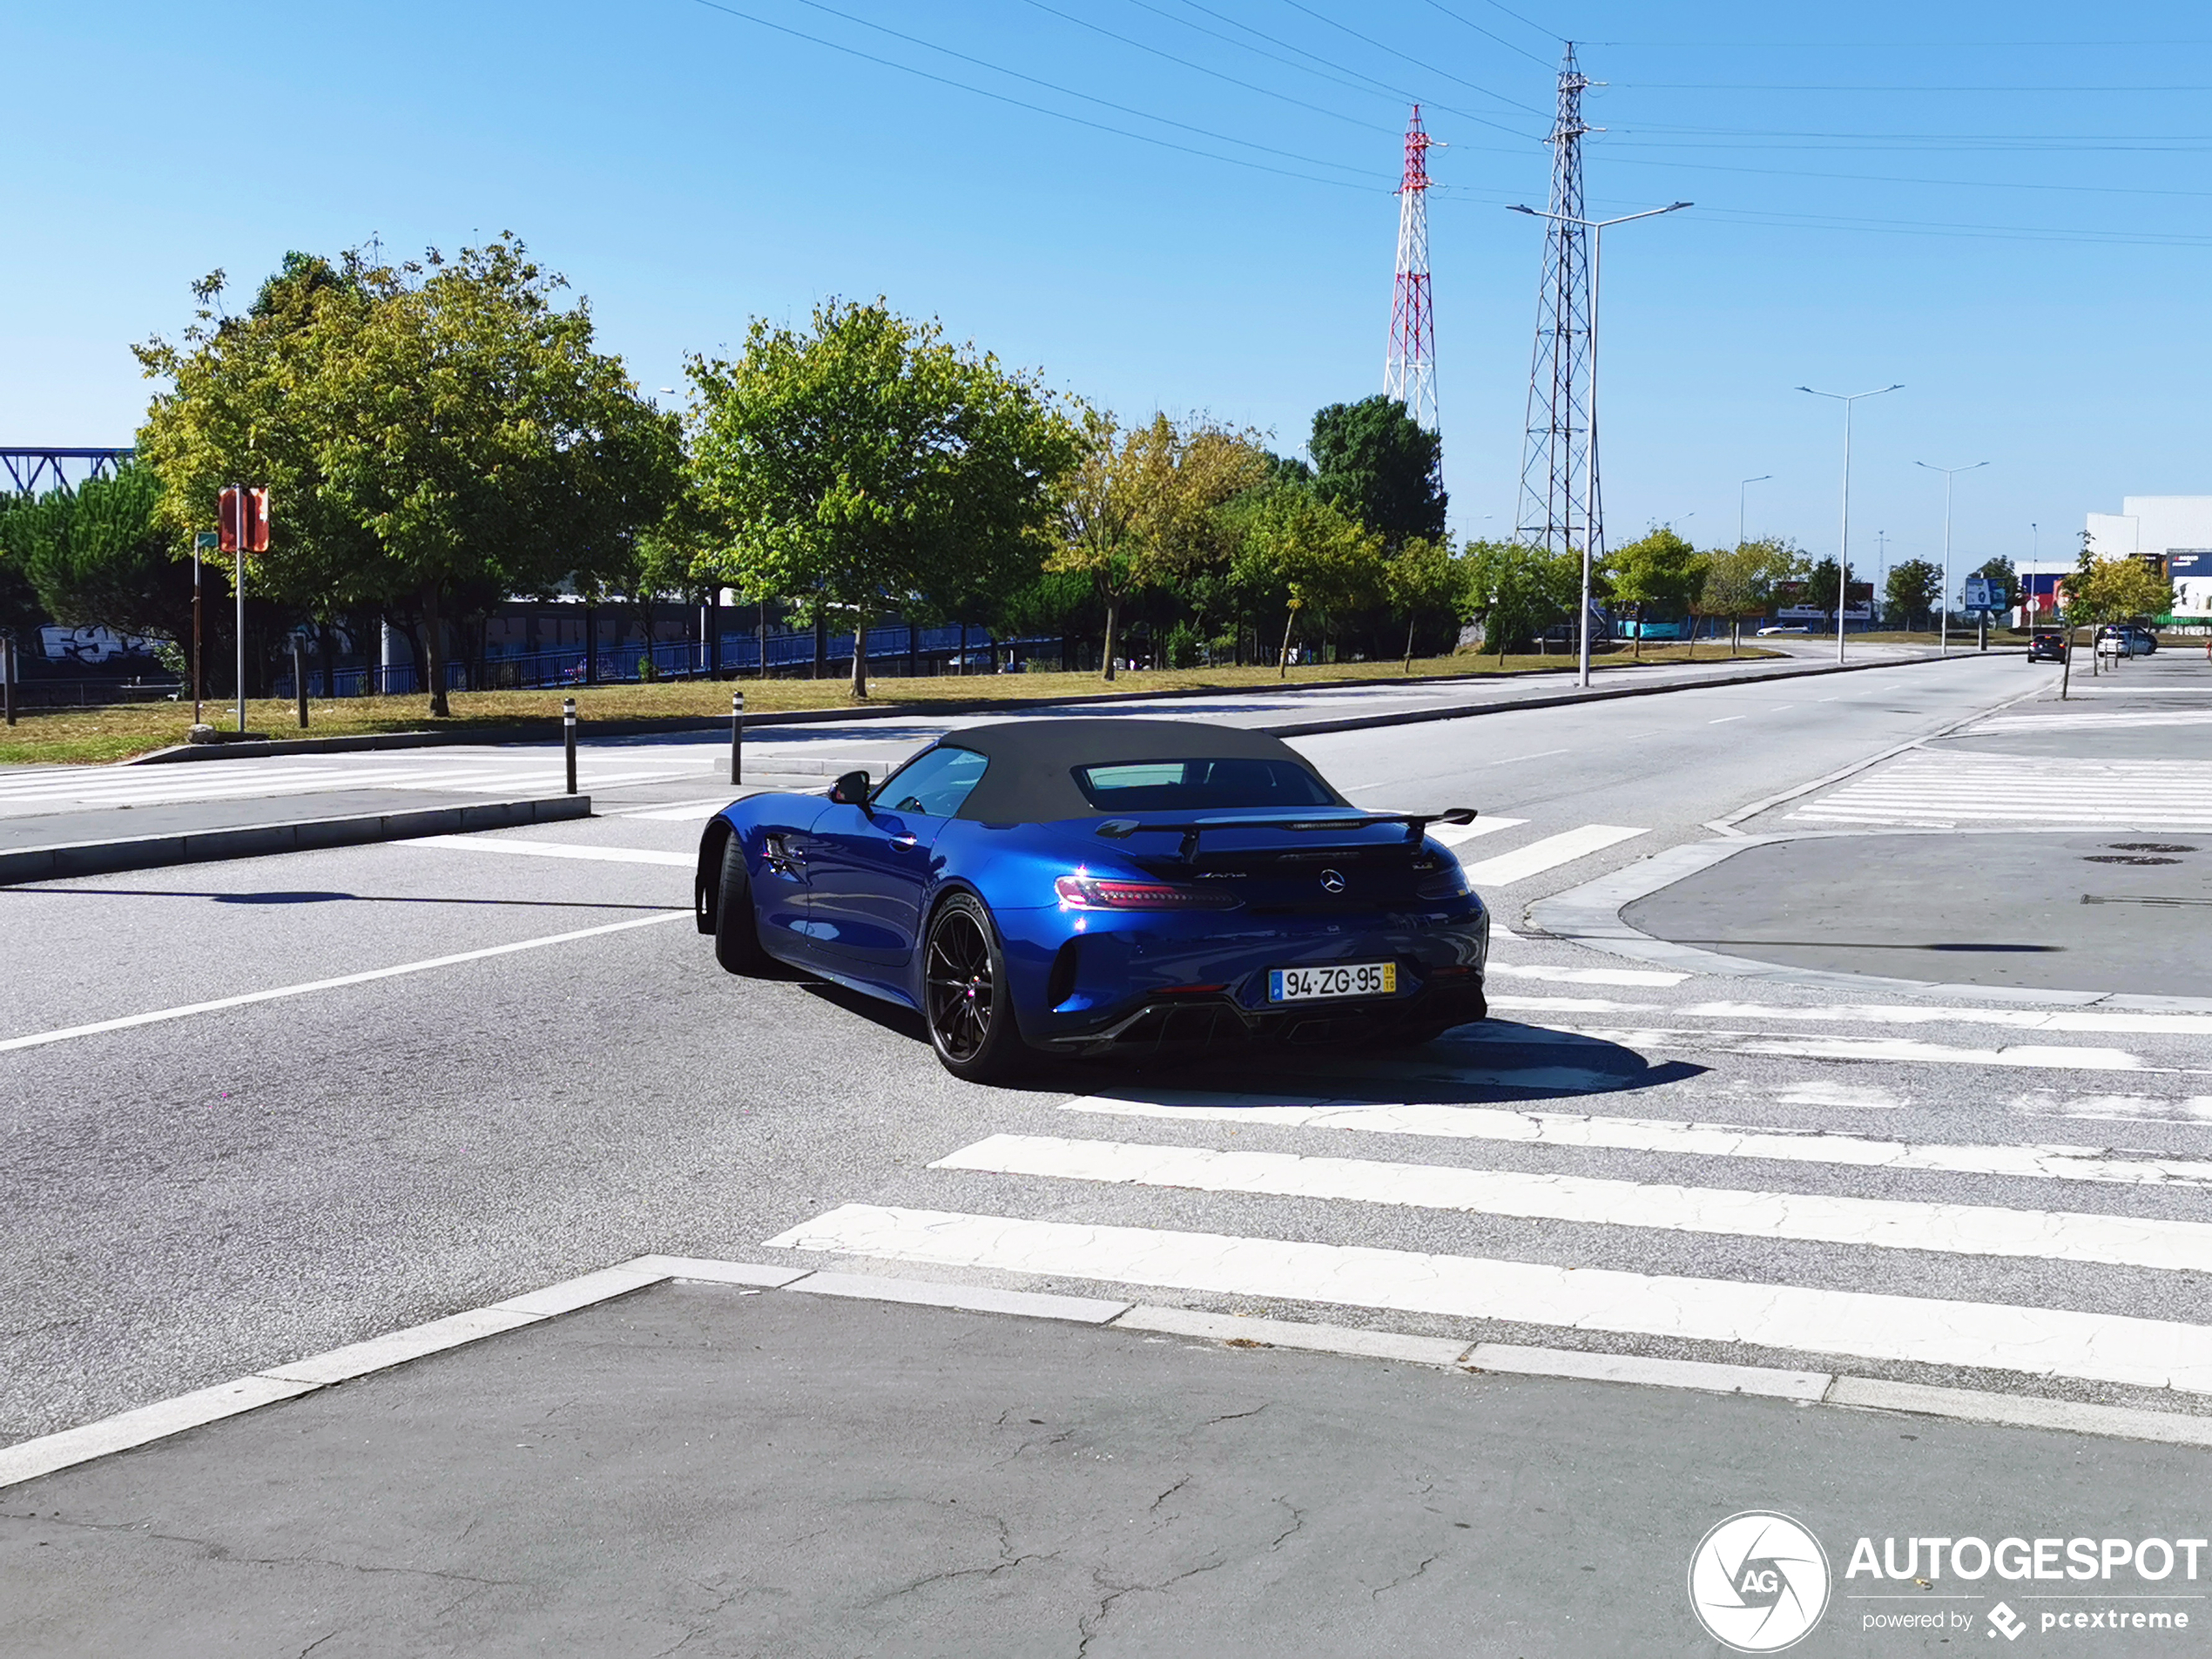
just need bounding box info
[9,0,2212,582]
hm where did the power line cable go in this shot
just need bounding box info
[774,0,1390,176]
[1413,0,1561,69]
[685,0,1387,190]
[1142,0,1546,137]
[1269,0,1553,109]
[1014,0,1399,134]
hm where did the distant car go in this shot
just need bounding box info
[694,718,1492,1081]
[2096,624,2157,658]
[1755,624,1811,637]
[2027,631,2068,663]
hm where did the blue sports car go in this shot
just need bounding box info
[694,718,1491,1081]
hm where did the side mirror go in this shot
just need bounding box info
[829,770,872,809]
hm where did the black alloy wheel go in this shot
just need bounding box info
[713,833,771,975]
[923,893,1028,1082]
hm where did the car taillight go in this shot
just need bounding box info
[1055,875,1238,910]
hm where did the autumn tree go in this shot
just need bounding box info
[1049,411,1265,680]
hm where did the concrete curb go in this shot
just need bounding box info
[0,795,592,887]
[1259,650,1979,740]
[5,1250,2207,1493]
[118,649,1949,765]
[1526,829,2212,1016]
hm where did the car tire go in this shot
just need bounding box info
[922,892,1030,1083]
[713,833,771,976]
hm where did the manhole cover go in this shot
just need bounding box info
[2107,842,2197,853]
[2085,854,2182,865]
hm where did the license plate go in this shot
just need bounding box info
[1268,961,1396,1002]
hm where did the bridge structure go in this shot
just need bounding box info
[1,448,136,496]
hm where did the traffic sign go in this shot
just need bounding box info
[219,486,270,554]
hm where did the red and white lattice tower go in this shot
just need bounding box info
[1383,105,1438,432]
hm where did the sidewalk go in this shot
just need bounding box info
[1533,650,2212,1003]
[4,1276,2200,1658]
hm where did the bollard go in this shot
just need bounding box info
[293,636,309,728]
[731,691,745,786]
[2,635,15,727]
[563,697,578,795]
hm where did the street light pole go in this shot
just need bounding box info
[1916,460,1988,657]
[1510,199,1692,688]
[1798,384,1903,664]
[1738,475,1770,549]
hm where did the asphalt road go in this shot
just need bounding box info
[9,648,2212,1656]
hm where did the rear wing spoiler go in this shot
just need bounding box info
[1096,808,1476,862]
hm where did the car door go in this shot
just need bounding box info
[798,746,990,981]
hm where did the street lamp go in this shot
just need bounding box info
[1510,199,1693,686]
[1916,459,1988,657]
[1738,475,1770,548]
[1797,383,1904,664]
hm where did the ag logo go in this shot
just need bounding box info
[1688,1511,1831,1652]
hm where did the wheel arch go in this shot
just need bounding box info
[695,816,736,934]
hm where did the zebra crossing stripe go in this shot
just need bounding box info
[1527,1026,2169,1072]
[1056,1096,2212,1189]
[760,1204,2212,1394]
[933,1133,2212,1275]
[1460,825,1648,887]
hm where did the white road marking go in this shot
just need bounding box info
[762,1204,2212,1394]
[609,799,738,821]
[2013,1092,2212,1124]
[1487,964,1689,988]
[1795,753,2212,827]
[0,913,691,1054]
[1528,1026,2162,1073]
[1460,825,1648,887]
[1774,1080,1906,1110]
[1490,995,1662,1015]
[1482,748,1571,766]
[1709,715,1746,725]
[1058,1095,2212,1189]
[934,1133,2212,1276]
[1429,816,1527,848]
[409,836,692,867]
[1676,1001,2212,1037]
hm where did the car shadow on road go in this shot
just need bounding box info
[787,985,1702,1107]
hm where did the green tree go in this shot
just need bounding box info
[1885,558,1942,631]
[1462,539,1580,662]
[1308,395,1446,550]
[1049,411,1264,681]
[1384,536,1467,669]
[0,465,192,648]
[692,298,1076,698]
[1608,527,1705,659]
[1221,482,1385,673]
[0,495,51,643]
[1696,538,1800,655]
[138,238,680,715]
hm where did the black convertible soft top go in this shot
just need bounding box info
[941,718,1346,823]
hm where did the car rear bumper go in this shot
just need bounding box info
[1034,975,1489,1057]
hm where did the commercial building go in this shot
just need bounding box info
[2039,496,2212,628]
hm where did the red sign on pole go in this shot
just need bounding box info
[218,486,271,553]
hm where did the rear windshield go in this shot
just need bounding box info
[1073,758,1337,812]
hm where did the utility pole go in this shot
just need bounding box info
[1383,106,1440,435]
[1798,385,1903,664]
[1738,475,1770,549]
[1917,460,1988,657]
[1514,198,1693,685]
